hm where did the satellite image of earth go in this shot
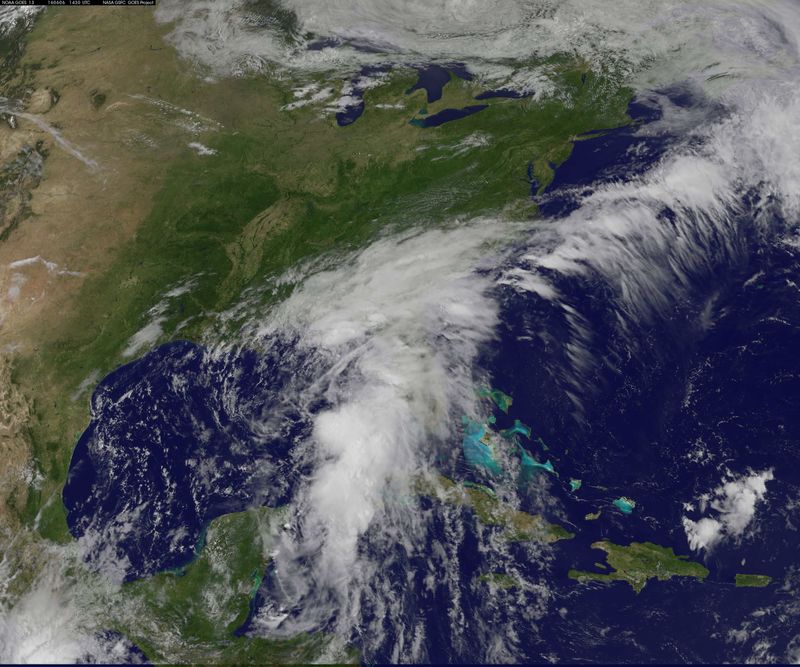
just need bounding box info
[0,0,799,663]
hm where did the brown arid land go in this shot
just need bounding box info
[0,7,230,543]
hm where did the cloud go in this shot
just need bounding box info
[153,0,800,105]
[683,469,774,552]
[235,221,509,632]
[684,516,725,552]
[0,552,135,665]
[0,7,41,37]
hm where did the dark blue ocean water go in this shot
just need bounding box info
[535,93,672,214]
[434,89,800,662]
[63,86,800,662]
[361,86,799,661]
[63,339,315,580]
[466,226,800,662]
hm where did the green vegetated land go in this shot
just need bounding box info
[569,541,710,593]
[23,43,634,542]
[2,6,784,666]
[419,476,574,543]
[477,572,520,590]
[734,573,772,588]
[2,8,634,663]
[103,507,352,664]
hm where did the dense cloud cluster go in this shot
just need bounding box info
[683,470,774,552]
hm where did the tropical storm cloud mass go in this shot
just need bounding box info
[0,1,800,664]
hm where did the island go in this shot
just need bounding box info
[418,475,573,543]
[569,541,709,593]
[613,496,636,514]
[735,573,772,587]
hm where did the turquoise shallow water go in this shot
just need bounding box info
[62,87,800,663]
